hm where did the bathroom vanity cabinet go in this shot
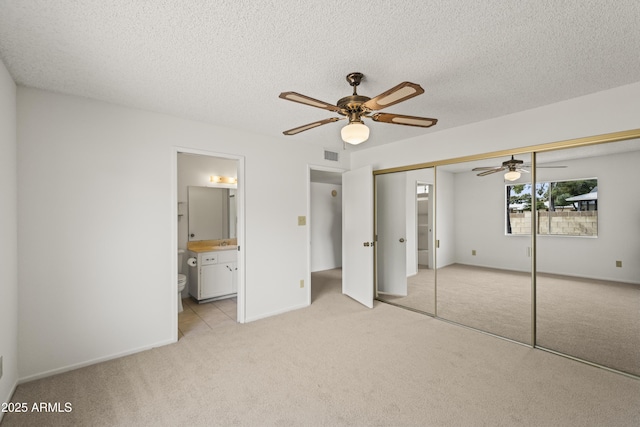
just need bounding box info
[188,249,237,302]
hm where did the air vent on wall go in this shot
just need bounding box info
[324,149,339,161]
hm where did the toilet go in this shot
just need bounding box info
[178,249,187,313]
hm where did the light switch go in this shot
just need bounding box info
[298,216,306,226]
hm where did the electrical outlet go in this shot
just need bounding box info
[472,250,476,256]
[299,279,304,288]
[616,260,622,268]
[298,216,306,226]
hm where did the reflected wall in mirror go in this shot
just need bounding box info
[535,139,640,376]
[435,153,532,344]
[375,168,435,314]
[188,186,236,241]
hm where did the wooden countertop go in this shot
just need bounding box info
[188,245,237,253]
[187,239,238,253]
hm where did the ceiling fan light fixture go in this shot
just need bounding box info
[504,170,521,181]
[341,121,369,145]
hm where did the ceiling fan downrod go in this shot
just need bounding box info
[346,72,364,95]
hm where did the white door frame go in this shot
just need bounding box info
[306,164,346,306]
[172,147,246,335]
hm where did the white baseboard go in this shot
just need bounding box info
[18,337,176,384]
[455,262,640,285]
[244,302,309,323]
[0,380,18,423]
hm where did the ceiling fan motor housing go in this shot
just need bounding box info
[504,157,524,167]
[337,95,371,123]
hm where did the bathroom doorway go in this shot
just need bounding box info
[308,166,344,305]
[174,148,245,338]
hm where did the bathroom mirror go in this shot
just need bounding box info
[188,186,236,241]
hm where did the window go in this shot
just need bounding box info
[506,178,598,236]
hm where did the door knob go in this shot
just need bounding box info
[399,238,405,243]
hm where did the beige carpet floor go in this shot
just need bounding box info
[379,265,436,315]
[378,264,639,376]
[3,268,640,426]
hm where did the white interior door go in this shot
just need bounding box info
[342,165,374,308]
[376,173,408,296]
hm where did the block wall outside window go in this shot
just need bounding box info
[509,211,598,236]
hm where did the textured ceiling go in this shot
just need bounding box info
[1,1,639,151]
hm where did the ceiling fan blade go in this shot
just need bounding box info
[472,166,500,171]
[363,82,425,111]
[476,167,505,176]
[279,92,341,112]
[282,117,341,135]
[523,164,567,168]
[369,112,437,128]
[515,168,530,173]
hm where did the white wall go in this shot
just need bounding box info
[16,87,349,381]
[310,182,342,272]
[0,58,18,417]
[352,82,640,171]
[435,170,456,268]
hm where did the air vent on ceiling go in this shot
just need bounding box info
[324,149,339,162]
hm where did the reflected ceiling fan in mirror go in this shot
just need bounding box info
[279,72,438,145]
[472,155,567,181]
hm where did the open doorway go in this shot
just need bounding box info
[308,166,344,304]
[415,181,434,270]
[174,149,245,339]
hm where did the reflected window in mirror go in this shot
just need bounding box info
[506,178,598,236]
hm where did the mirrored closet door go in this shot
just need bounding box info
[435,154,533,345]
[535,139,640,376]
[373,133,639,377]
